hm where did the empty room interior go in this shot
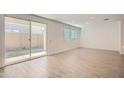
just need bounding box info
[0,14,124,78]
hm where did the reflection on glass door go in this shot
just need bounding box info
[31,21,46,58]
[5,17,30,64]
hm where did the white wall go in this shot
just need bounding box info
[47,21,80,55]
[0,15,5,67]
[120,21,124,54]
[80,21,120,51]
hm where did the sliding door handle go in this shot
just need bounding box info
[28,38,31,41]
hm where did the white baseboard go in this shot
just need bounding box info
[119,51,124,55]
[80,46,118,52]
[47,47,80,56]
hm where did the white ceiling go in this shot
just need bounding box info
[37,14,124,27]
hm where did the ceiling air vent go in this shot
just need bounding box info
[104,18,110,21]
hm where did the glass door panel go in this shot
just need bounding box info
[31,21,46,58]
[5,17,30,64]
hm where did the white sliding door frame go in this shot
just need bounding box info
[1,15,47,68]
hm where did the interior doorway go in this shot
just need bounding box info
[5,17,46,65]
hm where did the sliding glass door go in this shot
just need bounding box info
[5,17,30,64]
[5,17,46,65]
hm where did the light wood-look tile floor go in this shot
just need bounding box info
[0,48,124,78]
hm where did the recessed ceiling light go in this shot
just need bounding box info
[104,18,110,21]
